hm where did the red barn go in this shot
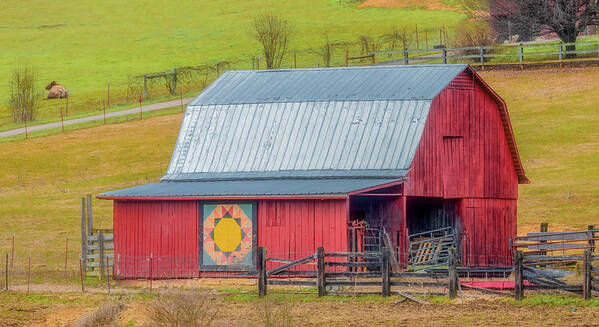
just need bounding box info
[99,64,528,278]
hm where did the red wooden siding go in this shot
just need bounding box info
[113,200,199,278]
[257,199,348,270]
[403,70,520,266]
[459,198,517,267]
[405,70,519,199]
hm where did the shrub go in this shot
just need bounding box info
[455,21,494,48]
[7,67,41,123]
[257,298,295,327]
[73,302,125,327]
[144,290,219,327]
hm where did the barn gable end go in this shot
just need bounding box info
[405,67,524,199]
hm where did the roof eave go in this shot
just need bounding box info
[97,195,349,201]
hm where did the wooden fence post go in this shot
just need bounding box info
[559,43,563,61]
[293,50,297,69]
[27,256,31,294]
[344,49,349,67]
[173,68,178,92]
[449,247,458,299]
[480,46,486,70]
[139,96,143,120]
[415,24,419,49]
[65,232,69,277]
[4,253,8,291]
[588,225,595,249]
[60,104,64,132]
[583,249,592,300]
[107,81,110,107]
[80,198,87,274]
[79,257,85,292]
[519,43,524,69]
[257,246,267,298]
[540,222,548,232]
[442,48,447,64]
[98,230,105,280]
[180,87,184,113]
[86,194,93,236]
[514,250,523,300]
[382,247,390,297]
[143,74,148,98]
[371,44,376,64]
[317,247,326,297]
[106,256,111,295]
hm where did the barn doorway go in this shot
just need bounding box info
[348,195,400,255]
[406,197,457,235]
[406,197,460,269]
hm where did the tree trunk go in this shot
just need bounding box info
[561,31,578,59]
[565,44,577,59]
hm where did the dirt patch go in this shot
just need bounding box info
[117,297,599,326]
[31,308,85,327]
[357,0,458,10]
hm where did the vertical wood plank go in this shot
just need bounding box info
[382,247,390,297]
[80,198,87,274]
[448,247,458,299]
[257,246,267,298]
[98,230,104,280]
[514,250,523,301]
[317,246,326,297]
[86,194,93,236]
[583,249,591,301]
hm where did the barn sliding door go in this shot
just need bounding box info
[199,202,257,271]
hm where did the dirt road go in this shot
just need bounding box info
[0,97,194,139]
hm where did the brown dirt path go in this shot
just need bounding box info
[357,0,458,10]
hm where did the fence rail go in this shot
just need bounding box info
[257,246,460,301]
[372,41,599,67]
[256,245,597,302]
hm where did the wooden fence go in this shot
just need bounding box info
[513,250,598,300]
[372,41,599,68]
[80,194,113,279]
[258,244,597,301]
[257,246,460,302]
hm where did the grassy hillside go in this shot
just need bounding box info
[482,68,599,234]
[0,66,597,271]
[0,0,465,129]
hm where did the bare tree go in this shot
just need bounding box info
[494,0,599,55]
[311,32,335,67]
[7,67,41,123]
[380,26,410,54]
[252,14,291,69]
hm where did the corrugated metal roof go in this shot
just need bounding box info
[191,65,467,105]
[100,178,403,197]
[162,100,430,181]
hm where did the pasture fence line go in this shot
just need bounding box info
[8,27,599,140]
[371,40,599,69]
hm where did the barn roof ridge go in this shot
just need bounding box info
[190,64,468,105]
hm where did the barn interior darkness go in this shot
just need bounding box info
[406,197,457,235]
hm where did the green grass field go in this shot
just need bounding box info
[0,0,465,130]
[0,66,597,272]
